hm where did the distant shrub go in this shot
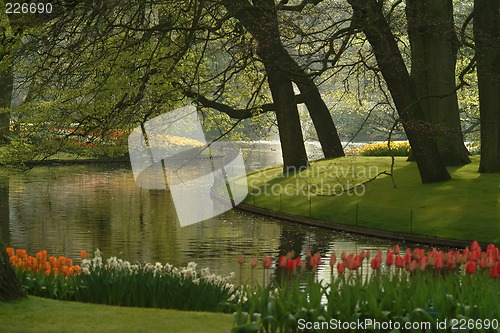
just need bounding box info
[466,142,480,155]
[359,141,410,156]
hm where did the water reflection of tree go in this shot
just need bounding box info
[0,177,9,244]
[275,227,332,283]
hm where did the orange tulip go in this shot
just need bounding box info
[80,250,87,259]
[6,247,14,257]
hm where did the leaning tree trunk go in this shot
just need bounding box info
[474,0,500,173]
[0,242,26,301]
[406,0,470,166]
[347,0,451,183]
[283,54,345,159]
[265,63,309,171]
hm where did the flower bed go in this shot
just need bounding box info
[346,141,411,156]
[6,241,499,332]
[233,241,500,332]
[7,248,239,312]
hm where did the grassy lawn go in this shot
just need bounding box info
[243,156,500,244]
[0,296,232,333]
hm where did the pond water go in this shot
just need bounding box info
[0,142,396,282]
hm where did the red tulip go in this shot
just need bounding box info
[465,261,477,275]
[419,257,428,271]
[337,262,345,274]
[404,251,411,265]
[296,257,303,269]
[470,240,480,252]
[250,258,258,268]
[238,253,245,266]
[446,252,456,270]
[488,262,500,279]
[262,255,272,269]
[345,253,354,270]
[408,260,418,272]
[310,253,321,268]
[329,252,336,267]
[370,257,381,270]
[309,256,316,268]
[287,258,297,271]
[413,248,424,261]
[479,258,488,270]
[486,244,498,259]
[353,255,363,270]
[435,257,444,270]
[393,244,400,255]
[386,250,394,266]
[279,255,287,268]
[395,255,405,269]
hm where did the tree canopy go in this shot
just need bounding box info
[1,0,497,179]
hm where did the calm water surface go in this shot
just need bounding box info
[0,143,397,281]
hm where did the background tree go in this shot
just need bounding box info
[0,7,15,143]
[406,0,470,166]
[346,0,451,183]
[474,0,500,173]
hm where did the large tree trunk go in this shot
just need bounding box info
[474,0,500,173]
[0,69,13,144]
[0,242,26,301]
[406,0,470,166]
[347,0,451,183]
[222,0,344,164]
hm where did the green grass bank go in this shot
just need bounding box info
[241,156,499,244]
[0,296,232,333]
